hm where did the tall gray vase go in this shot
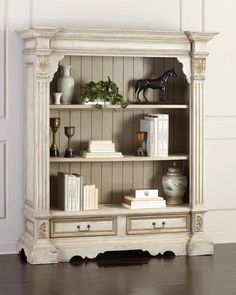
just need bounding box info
[57,65,74,104]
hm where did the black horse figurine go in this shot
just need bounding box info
[135,69,177,103]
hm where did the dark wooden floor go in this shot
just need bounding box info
[0,244,236,295]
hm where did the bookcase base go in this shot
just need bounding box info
[18,233,213,264]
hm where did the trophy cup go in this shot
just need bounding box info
[50,118,60,157]
[64,126,75,158]
[136,131,147,156]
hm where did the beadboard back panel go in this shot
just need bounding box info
[50,56,189,207]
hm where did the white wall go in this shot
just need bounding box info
[0,0,235,253]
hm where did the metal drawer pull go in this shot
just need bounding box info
[152,221,165,229]
[77,224,91,232]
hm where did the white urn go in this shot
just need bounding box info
[57,65,74,104]
[162,162,187,205]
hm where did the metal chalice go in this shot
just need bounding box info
[64,126,75,158]
[50,117,60,157]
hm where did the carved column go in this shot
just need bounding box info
[34,55,51,212]
[24,53,64,214]
[190,57,206,210]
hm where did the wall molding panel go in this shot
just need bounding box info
[0,0,7,119]
[0,141,7,219]
[202,0,205,31]
[205,116,236,139]
[179,0,183,30]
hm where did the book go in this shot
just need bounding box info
[91,185,95,210]
[89,147,115,152]
[123,195,164,205]
[122,195,166,209]
[140,119,154,156]
[73,173,83,211]
[82,151,123,158]
[89,140,113,145]
[147,113,169,156]
[94,188,98,209]
[144,116,163,157]
[121,200,166,209]
[67,175,73,211]
[70,175,77,211]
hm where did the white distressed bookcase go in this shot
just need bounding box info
[17,27,217,264]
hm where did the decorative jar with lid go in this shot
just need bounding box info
[162,162,187,205]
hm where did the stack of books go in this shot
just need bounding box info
[121,189,166,209]
[82,140,123,158]
[140,113,169,157]
[57,172,98,211]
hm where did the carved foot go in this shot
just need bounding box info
[17,234,58,264]
[188,233,214,256]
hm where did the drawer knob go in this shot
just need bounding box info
[77,224,91,232]
[152,221,165,229]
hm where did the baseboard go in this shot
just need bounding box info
[0,240,17,254]
[206,231,236,244]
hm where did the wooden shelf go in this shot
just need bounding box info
[50,154,189,163]
[50,104,189,110]
[50,204,190,218]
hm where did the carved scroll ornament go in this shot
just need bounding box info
[195,215,203,232]
[39,222,47,239]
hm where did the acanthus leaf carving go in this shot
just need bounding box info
[37,55,49,73]
[194,58,206,77]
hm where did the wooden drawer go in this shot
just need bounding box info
[50,217,117,238]
[127,215,190,235]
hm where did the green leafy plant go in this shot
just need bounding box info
[81,76,129,109]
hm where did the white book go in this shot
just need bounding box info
[90,185,95,210]
[124,196,164,203]
[67,175,73,211]
[82,151,123,158]
[83,185,87,210]
[79,176,84,211]
[89,143,115,148]
[95,188,98,209]
[73,173,82,211]
[148,113,169,156]
[85,185,90,210]
[71,175,77,211]
[144,116,161,156]
[163,114,169,156]
[75,176,80,211]
[140,119,154,157]
[86,185,91,210]
[89,148,116,153]
[121,200,166,209]
[89,140,113,145]
[90,185,93,210]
